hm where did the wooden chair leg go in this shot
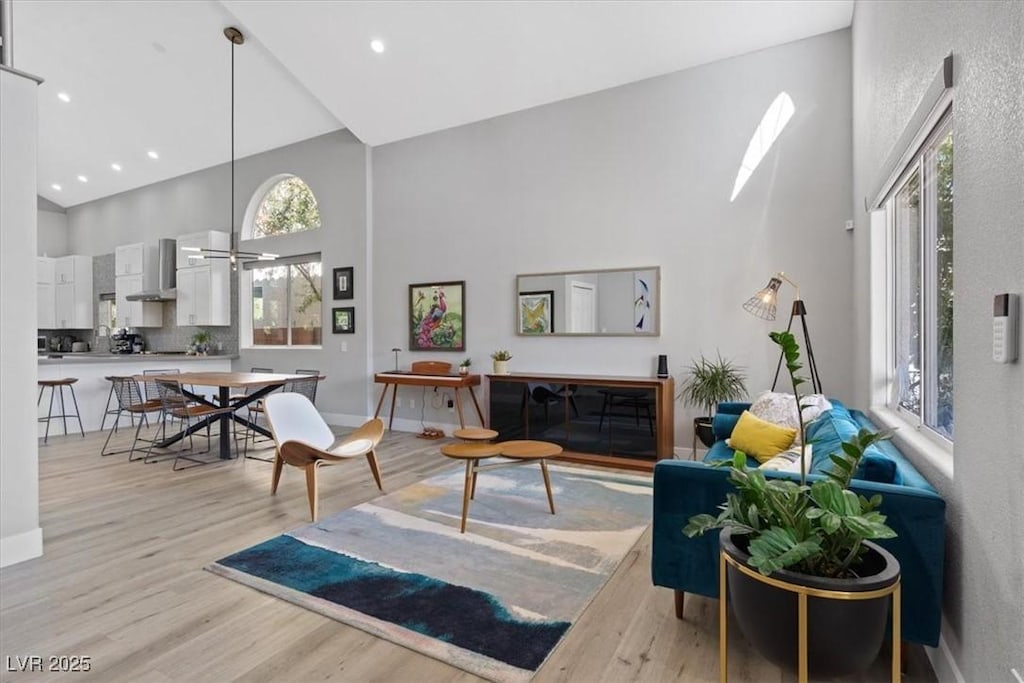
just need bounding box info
[460,459,475,533]
[365,449,384,490]
[305,463,319,522]
[271,449,284,494]
[470,469,478,500]
[539,459,556,514]
[674,590,685,619]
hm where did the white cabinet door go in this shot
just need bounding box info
[55,282,74,328]
[176,268,196,326]
[54,256,76,284]
[194,267,212,326]
[37,257,55,284]
[37,283,55,328]
[115,243,144,276]
[116,274,141,328]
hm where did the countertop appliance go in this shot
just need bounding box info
[49,335,77,353]
[111,332,142,354]
[37,335,47,352]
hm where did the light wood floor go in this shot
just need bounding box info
[0,426,936,682]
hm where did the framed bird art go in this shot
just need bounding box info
[408,280,465,351]
[518,290,554,334]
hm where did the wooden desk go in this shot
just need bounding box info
[137,372,323,459]
[373,372,484,430]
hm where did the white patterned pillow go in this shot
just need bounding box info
[749,392,832,446]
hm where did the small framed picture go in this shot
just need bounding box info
[332,307,355,334]
[518,290,554,335]
[333,266,354,300]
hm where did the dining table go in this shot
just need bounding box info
[135,371,324,460]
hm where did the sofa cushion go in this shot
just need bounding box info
[748,392,833,445]
[806,404,896,484]
[712,412,742,441]
[726,410,796,463]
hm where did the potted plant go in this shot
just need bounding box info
[458,358,472,375]
[678,353,747,448]
[491,350,512,375]
[189,329,213,355]
[684,331,900,678]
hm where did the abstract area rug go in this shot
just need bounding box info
[208,464,652,682]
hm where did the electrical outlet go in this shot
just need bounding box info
[341,341,348,352]
[447,399,454,409]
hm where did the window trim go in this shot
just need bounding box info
[882,108,953,449]
[245,258,323,350]
[241,173,322,241]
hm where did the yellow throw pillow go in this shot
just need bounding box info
[727,410,797,463]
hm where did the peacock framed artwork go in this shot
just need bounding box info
[408,280,465,351]
[518,290,554,335]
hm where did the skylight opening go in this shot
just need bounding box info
[730,92,795,202]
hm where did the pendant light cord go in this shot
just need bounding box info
[230,35,236,255]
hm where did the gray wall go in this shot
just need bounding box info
[37,209,68,257]
[65,131,369,420]
[851,2,1024,681]
[373,29,855,443]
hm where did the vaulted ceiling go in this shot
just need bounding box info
[15,0,853,208]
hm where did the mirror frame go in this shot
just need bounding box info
[515,266,661,337]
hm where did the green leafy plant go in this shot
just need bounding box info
[491,350,512,361]
[677,352,748,417]
[683,331,897,577]
[459,358,472,368]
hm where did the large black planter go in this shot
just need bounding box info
[694,417,715,448]
[720,529,900,680]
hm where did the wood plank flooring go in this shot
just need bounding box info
[0,426,936,682]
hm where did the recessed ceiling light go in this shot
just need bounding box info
[51,183,62,191]
[57,92,71,103]
[147,150,159,160]
[111,162,122,171]
[77,175,88,183]
[370,39,385,54]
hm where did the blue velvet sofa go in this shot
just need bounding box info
[652,400,946,647]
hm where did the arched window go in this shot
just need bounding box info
[242,174,323,347]
[251,176,321,239]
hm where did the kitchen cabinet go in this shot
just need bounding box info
[115,273,162,328]
[37,257,55,284]
[54,254,92,284]
[115,243,146,277]
[176,264,230,326]
[37,283,56,328]
[176,230,230,269]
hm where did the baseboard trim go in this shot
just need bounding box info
[0,527,43,568]
[319,412,462,436]
[926,619,966,683]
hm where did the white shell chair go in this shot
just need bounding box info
[264,393,384,521]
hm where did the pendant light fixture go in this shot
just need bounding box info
[182,26,277,268]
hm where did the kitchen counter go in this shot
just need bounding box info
[37,354,237,435]
[38,352,240,365]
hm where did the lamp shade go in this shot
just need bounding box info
[743,276,783,320]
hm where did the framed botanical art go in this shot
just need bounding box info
[408,280,465,351]
[333,266,354,300]
[332,307,355,334]
[518,290,554,334]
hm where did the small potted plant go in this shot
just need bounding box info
[678,352,747,448]
[491,350,512,375]
[189,329,213,356]
[684,331,899,678]
[458,358,472,375]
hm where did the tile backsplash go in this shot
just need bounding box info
[87,253,239,354]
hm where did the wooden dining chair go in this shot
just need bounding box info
[263,393,384,521]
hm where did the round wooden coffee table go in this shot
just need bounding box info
[440,439,559,533]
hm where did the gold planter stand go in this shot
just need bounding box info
[719,550,901,683]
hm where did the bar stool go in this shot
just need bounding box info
[38,378,85,444]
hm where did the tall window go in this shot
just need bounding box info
[252,176,321,238]
[251,260,322,346]
[888,112,953,440]
[246,175,322,347]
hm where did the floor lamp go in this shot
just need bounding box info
[743,273,823,395]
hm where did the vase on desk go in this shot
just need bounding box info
[492,360,509,375]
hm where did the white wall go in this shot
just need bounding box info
[37,209,68,257]
[66,131,370,421]
[851,2,1024,681]
[373,29,855,444]
[0,69,43,567]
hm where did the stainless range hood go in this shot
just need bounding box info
[126,238,177,301]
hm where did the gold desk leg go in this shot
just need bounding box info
[798,591,808,683]
[892,582,902,683]
[719,552,728,683]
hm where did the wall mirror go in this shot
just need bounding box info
[515,266,660,336]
